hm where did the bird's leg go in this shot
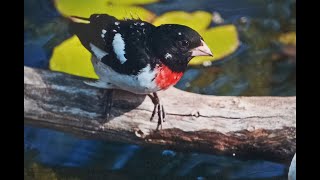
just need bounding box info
[148,92,166,130]
[99,89,114,123]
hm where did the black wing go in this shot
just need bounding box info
[69,14,157,75]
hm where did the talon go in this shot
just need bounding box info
[156,120,162,131]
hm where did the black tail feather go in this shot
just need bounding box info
[67,16,92,50]
[67,13,117,51]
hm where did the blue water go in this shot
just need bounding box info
[25,125,287,179]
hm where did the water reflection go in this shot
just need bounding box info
[25,126,287,179]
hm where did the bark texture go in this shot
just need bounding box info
[24,66,296,163]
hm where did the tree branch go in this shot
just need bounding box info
[24,66,296,163]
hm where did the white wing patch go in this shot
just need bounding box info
[112,33,127,64]
[101,29,107,38]
[165,53,172,59]
[89,43,108,60]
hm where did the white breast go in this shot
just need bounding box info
[92,59,159,94]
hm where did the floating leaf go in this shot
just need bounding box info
[190,25,239,65]
[278,31,296,46]
[49,36,98,79]
[152,11,212,31]
[54,0,156,22]
[106,0,158,6]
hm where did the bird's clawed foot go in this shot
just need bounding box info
[148,92,166,130]
[98,89,114,124]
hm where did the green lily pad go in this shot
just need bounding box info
[106,0,159,5]
[278,31,296,46]
[54,0,156,22]
[49,36,98,79]
[152,11,212,31]
[190,25,239,65]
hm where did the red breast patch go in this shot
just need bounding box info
[155,64,183,90]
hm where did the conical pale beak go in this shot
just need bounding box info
[190,40,213,57]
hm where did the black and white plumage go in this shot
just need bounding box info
[69,14,213,129]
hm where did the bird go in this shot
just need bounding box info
[68,13,213,130]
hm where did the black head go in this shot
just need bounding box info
[150,24,213,72]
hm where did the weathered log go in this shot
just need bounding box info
[24,66,296,163]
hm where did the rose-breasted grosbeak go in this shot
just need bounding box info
[69,14,213,130]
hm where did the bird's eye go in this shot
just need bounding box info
[180,40,189,47]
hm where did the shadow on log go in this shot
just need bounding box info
[24,66,296,163]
